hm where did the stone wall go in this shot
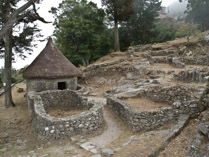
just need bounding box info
[107,97,178,132]
[26,77,77,92]
[184,56,209,66]
[107,85,206,132]
[174,67,209,83]
[142,85,205,116]
[150,50,177,56]
[28,90,104,140]
[80,61,136,80]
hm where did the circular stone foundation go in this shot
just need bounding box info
[31,90,104,140]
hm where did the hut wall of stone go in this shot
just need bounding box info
[28,90,104,140]
[26,77,77,92]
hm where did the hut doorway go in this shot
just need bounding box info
[58,82,66,90]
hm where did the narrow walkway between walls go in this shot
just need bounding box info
[89,108,121,148]
[87,96,121,148]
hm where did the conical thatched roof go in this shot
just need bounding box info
[23,38,80,79]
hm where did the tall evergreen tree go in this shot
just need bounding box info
[183,0,209,31]
[51,0,110,66]
[120,0,161,48]
[101,0,132,52]
[0,0,48,108]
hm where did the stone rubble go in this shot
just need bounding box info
[101,148,114,157]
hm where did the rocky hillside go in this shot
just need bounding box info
[0,35,209,157]
[77,35,209,156]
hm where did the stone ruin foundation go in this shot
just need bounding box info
[107,85,207,132]
[27,90,104,140]
[174,67,209,83]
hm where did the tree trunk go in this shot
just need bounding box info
[0,0,37,40]
[81,58,87,67]
[3,29,15,108]
[81,56,90,67]
[114,20,120,52]
[186,35,190,43]
[85,56,90,66]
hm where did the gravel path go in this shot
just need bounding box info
[88,96,121,148]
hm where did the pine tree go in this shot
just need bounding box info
[0,0,48,108]
[180,0,209,31]
[101,0,132,52]
[51,0,108,66]
[120,0,161,47]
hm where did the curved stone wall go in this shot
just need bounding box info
[29,90,104,140]
[107,85,206,132]
[107,97,178,132]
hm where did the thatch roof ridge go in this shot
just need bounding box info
[23,37,80,79]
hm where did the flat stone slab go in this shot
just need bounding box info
[80,142,95,151]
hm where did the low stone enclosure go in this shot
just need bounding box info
[174,67,209,83]
[28,90,104,140]
[107,85,208,132]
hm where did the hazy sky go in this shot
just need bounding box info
[0,0,177,69]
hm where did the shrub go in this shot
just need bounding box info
[176,24,202,42]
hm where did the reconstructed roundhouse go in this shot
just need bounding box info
[23,38,79,92]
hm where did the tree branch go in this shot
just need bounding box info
[31,2,51,23]
[0,0,49,40]
[17,11,51,24]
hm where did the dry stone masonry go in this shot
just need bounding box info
[141,85,206,116]
[107,85,207,132]
[174,67,209,83]
[28,90,104,140]
[107,97,178,132]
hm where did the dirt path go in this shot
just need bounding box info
[87,96,106,106]
[88,100,121,148]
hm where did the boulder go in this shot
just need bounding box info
[172,58,185,68]
[204,33,209,42]
[198,122,209,136]
[101,148,114,157]
[142,53,152,60]
[173,102,182,109]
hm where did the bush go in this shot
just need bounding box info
[11,77,24,84]
[151,23,177,43]
[176,24,202,42]
[11,77,18,84]
[18,66,28,75]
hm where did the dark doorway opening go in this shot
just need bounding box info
[58,82,67,90]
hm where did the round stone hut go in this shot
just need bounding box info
[23,38,79,92]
